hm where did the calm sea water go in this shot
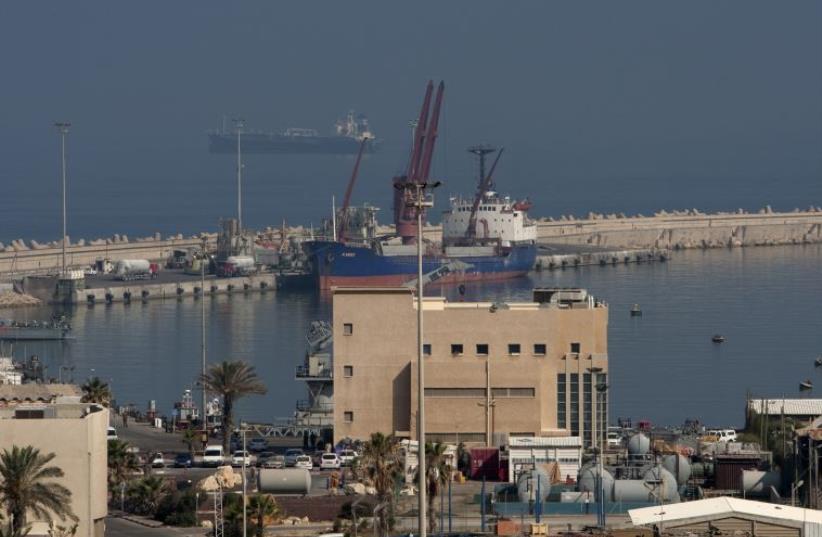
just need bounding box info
[2,244,820,429]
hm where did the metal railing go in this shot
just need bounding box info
[294,365,333,379]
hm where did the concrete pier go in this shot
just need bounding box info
[535,246,668,271]
[77,273,275,305]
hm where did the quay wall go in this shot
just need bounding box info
[77,274,276,305]
[2,209,820,279]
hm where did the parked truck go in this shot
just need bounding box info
[217,255,255,277]
[114,259,158,281]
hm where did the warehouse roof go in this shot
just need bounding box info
[748,399,822,416]
[629,497,822,528]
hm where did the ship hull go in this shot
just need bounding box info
[305,241,536,291]
[208,134,378,155]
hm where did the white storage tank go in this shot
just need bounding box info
[627,433,651,456]
[577,465,614,502]
[257,468,312,495]
[662,454,692,486]
[516,468,551,503]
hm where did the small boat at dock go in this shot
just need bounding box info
[0,318,71,341]
[711,334,726,343]
[800,379,813,391]
[815,356,822,367]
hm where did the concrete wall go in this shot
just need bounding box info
[0,406,109,537]
[331,288,608,446]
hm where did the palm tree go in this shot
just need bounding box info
[199,361,267,452]
[80,377,112,407]
[247,494,282,537]
[423,442,451,534]
[0,522,29,537]
[181,428,199,456]
[107,439,139,491]
[127,476,167,516]
[360,433,402,537]
[0,446,77,530]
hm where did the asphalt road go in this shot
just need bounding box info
[105,517,207,537]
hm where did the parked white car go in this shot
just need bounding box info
[150,452,165,468]
[294,455,313,470]
[202,445,225,467]
[284,448,304,467]
[107,427,118,441]
[320,453,341,470]
[339,449,359,466]
[232,450,254,467]
[706,429,737,442]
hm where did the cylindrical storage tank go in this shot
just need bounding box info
[614,480,657,503]
[627,433,650,456]
[642,467,680,503]
[258,469,312,495]
[517,469,551,503]
[662,454,692,486]
[115,259,151,275]
[742,469,781,497]
[577,466,614,502]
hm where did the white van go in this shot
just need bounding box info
[202,445,225,467]
[706,429,737,442]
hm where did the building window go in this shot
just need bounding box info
[343,323,353,336]
[583,373,592,446]
[476,344,489,356]
[570,373,579,437]
[451,344,464,356]
[344,411,354,423]
[570,342,580,354]
[534,343,547,356]
[343,365,353,377]
[508,343,521,356]
[423,344,432,356]
[557,374,567,429]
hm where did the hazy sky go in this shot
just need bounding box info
[1,1,820,241]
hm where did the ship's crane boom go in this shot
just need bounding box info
[466,147,504,240]
[338,137,369,243]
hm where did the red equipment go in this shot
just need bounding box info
[393,81,445,244]
[337,137,369,244]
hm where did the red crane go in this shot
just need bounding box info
[394,81,445,244]
[337,137,369,243]
[465,147,504,240]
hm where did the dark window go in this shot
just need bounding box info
[423,344,432,356]
[343,366,353,377]
[14,409,44,419]
[570,342,580,354]
[344,411,354,423]
[557,374,567,429]
[476,344,489,356]
[583,373,592,445]
[451,344,464,355]
[343,323,353,336]
[508,343,521,355]
[534,343,547,356]
[570,373,579,436]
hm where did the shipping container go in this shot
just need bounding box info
[470,447,500,481]
[714,456,761,490]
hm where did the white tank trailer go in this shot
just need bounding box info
[257,468,312,495]
[516,468,552,503]
[219,255,256,277]
[114,259,151,281]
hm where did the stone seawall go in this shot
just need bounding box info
[535,210,822,249]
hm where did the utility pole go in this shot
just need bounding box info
[55,122,71,276]
[233,118,244,232]
[200,235,208,446]
[404,180,439,537]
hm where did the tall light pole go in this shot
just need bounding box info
[200,235,208,445]
[241,423,248,537]
[403,180,440,537]
[55,122,71,276]
[233,118,244,232]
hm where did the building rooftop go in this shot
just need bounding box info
[629,497,822,528]
[0,383,82,405]
[748,398,822,416]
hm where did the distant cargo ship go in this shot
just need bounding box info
[207,111,379,154]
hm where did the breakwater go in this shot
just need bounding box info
[1,208,820,279]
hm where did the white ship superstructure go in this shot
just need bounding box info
[442,193,537,247]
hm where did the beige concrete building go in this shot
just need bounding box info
[332,287,609,447]
[0,385,108,537]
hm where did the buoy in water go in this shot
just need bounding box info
[712,335,725,343]
[630,304,642,316]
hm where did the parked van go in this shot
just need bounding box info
[202,445,225,467]
[705,429,737,442]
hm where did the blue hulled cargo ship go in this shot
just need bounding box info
[303,81,537,290]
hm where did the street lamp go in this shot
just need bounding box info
[200,235,208,446]
[400,179,440,537]
[54,122,71,277]
[233,118,245,232]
